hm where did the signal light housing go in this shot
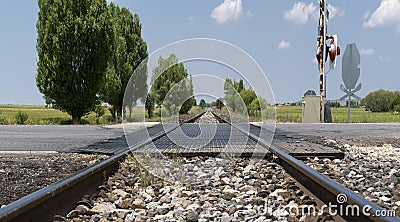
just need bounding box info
[315,34,340,70]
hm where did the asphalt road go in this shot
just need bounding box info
[0,125,123,151]
[275,123,400,138]
[0,123,399,151]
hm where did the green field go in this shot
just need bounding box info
[0,104,114,125]
[0,104,202,125]
[0,104,399,125]
[276,106,400,123]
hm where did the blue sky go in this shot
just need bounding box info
[0,0,399,104]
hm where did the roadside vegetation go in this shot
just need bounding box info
[1,104,400,125]
[12,1,400,125]
[276,105,400,123]
[361,89,400,113]
[35,0,196,124]
[36,0,148,124]
[0,105,202,125]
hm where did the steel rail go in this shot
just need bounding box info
[211,112,399,222]
[0,112,205,222]
[2,111,398,221]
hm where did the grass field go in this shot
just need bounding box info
[0,104,399,125]
[0,104,114,125]
[276,105,400,123]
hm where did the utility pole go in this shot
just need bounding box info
[318,0,327,123]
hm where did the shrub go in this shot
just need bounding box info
[94,104,105,124]
[362,89,393,112]
[15,111,29,125]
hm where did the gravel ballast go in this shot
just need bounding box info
[61,156,334,222]
[302,138,400,217]
[0,153,106,206]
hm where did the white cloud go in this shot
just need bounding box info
[284,2,316,24]
[327,4,345,19]
[246,10,252,18]
[189,16,195,22]
[360,48,375,56]
[379,55,392,62]
[284,2,343,24]
[211,0,243,24]
[363,10,371,20]
[278,40,291,50]
[363,0,400,32]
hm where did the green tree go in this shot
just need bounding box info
[390,91,400,112]
[240,89,257,108]
[145,93,154,119]
[94,102,105,124]
[150,54,194,115]
[36,0,111,124]
[223,78,247,113]
[362,89,393,112]
[215,98,224,110]
[199,99,206,109]
[101,4,148,121]
[234,79,244,93]
[179,75,196,114]
[224,78,238,112]
[249,99,260,116]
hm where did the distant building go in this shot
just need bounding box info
[327,99,361,107]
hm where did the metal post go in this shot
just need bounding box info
[347,91,351,123]
[318,0,327,123]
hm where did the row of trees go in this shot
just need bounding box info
[223,78,268,116]
[145,54,195,119]
[199,98,224,110]
[36,0,147,124]
[361,89,400,112]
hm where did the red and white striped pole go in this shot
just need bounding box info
[318,0,327,123]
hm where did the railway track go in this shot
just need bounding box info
[0,111,398,221]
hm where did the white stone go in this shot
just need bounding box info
[243,165,253,174]
[132,199,146,209]
[145,186,155,196]
[181,190,193,197]
[322,158,331,163]
[125,212,135,222]
[89,203,116,214]
[112,189,129,198]
[327,139,337,144]
[231,176,238,183]
[186,203,200,211]
[269,189,288,197]
[159,196,171,204]
[160,186,171,195]
[347,170,357,178]
[273,208,289,217]
[254,216,266,222]
[379,196,391,202]
[246,190,256,195]
[285,201,298,210]
[221,177,231,184]
[154,214,173,220]
[139,191,152,202]
[198,173,208,178]
[222,187,239,195]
